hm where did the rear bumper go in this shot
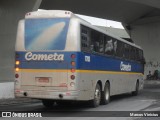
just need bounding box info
[15,90,80,100]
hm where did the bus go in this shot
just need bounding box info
[15,10,145,108]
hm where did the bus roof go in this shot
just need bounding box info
[25,10,73,19]
[25,10,142,50]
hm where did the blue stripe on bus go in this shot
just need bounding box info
[78,52,143,73]
[16,51,144,73]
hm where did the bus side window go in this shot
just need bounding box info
[124,44,127,59]
[137,49,144,63]
[116,41,124,58]
[90,30,104,53]
[124,44,130,59]
[81,25,90,51]
[136,48,140,61]
[99,35,104,53]
[139,50,143,61]
[90,31,95,52]
[94,41,99,52]
[130,47,134,60]
[133,48,137,61]
[104,36,114,55]
[113,39,117,56]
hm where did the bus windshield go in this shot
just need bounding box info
[25,18,70,51]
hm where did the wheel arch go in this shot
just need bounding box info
[97,80,102,91]
[96,80,110,92]
[136,79,139,88]
[102,80,110,91]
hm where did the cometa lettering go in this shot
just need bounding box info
[120,61,131,71]
[25,52,64,61]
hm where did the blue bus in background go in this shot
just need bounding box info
[15,10,145,108]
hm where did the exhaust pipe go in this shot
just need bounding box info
[23,92,28,97]
[59,94,63,99]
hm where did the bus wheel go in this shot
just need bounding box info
[132,81,139,96]
[42,99,54,108]
[101,82,110,105]
[90,84,101,107]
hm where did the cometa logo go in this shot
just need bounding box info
[120,62,131,71]
[25,52,64,61]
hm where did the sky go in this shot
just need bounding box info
[76,14,124,29]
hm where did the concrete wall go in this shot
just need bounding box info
[131,22,160,78]
[0,82,14,99]
[0,0,42,99]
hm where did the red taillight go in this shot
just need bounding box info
[15,74,19,78]
[71,61,76,66]
[70,75,75,80]
[71,54,76,59]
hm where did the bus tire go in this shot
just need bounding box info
[90,83,101,108]
[101,82,110,105]
[132,81,139,96]
[42,99,54,108]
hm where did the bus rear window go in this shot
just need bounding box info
[25,18,70,50]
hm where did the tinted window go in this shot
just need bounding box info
[139,50,143,60]
[90,30,104,53]
[80,25,143,62]
[116,41,124,57]
[104,35,114,55]
[124,44,130,59]
[81,25,90,51]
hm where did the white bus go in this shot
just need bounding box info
[15,10,145,107]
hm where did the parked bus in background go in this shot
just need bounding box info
[15,10,145,108]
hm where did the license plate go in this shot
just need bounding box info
[35,77,52,86]
[37,77,49,83]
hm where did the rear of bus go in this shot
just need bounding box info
[15,10,81,102]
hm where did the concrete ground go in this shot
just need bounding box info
[0,98,40,106]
